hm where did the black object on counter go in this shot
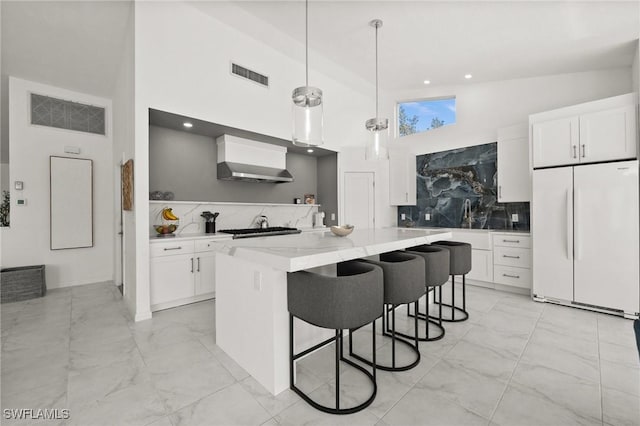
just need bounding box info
[201,211,220,234]
[218,227,301,239]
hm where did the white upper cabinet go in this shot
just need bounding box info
[579,105,637,164]
[497,124,531,202]
[532,117,580,168]
[389,148,417,206]
[530,93,638,169]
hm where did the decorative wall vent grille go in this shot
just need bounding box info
[231,63,269,87]
[30,93,106,135]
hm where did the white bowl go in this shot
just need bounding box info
[330,225,354,237]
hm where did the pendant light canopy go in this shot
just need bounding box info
[292,0,323,146]
[365,19,389,160]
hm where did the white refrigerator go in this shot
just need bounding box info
[532,160,639,317]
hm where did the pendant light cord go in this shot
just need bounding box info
[375,22,379,119]
[305,0,309,87]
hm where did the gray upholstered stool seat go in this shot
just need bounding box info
[432,240,472,322]
[349,251,425,371]
[400,245,450,341]
[288,260,383,414]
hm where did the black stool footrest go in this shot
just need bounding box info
[430,302,469,322]
[399,314,446,342]
[290,356,377,415]
[349,332,421,371]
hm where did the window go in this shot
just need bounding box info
[397,97,456,137]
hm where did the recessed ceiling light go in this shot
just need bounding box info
[307,149,314,153]
[464,74,473,79]
[423,80,430,85]
[183,122,193,128]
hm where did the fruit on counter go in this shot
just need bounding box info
[154,224,178,234]
[162,208,179,221]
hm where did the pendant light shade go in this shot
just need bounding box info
[365,19,389,160]
[292,0,323,146]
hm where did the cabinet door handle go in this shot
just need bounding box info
[572,145,577,159]
[503,239,520,243]
[503,273,520,279]
[503,254,520,259]
[498,185,502,199]
[405,192,408,202]
[197,257,200,272]
[190,258,194,273]
[164,246,182,251]
[581,144,586,158]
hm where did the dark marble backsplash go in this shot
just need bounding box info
[397,142,530,231]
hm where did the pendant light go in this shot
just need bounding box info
[292,0,323,146]
[365,19,389,160]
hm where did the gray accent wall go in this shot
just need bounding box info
[317,153,338,226]
[149,125,320,204]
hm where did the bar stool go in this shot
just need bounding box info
[288,260,383,415]
[401,245,450,341]
[432,240,472,322]
[349,251,425,371]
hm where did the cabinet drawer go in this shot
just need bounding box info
[195,240,220,253]
[150,241,194,258]
[493,234,530,249]
[494,265,531,289]
[494,247,531,268]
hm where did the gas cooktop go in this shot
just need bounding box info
[218,227,302,239]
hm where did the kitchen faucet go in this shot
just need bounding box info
[463,199,472,229]
[255,215,269,229]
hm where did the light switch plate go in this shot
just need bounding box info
[425,213,431,221]
[14,181,23,190]
[331,213,335,221]
[401,213,406,220]
[511,213,519,222]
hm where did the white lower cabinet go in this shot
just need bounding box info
[468,249,493,283]
[150,238,222,312]
[492,233,531,291]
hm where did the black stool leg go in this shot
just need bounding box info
[463,274,467,311]
[335,330,340,410]
[451,275,455,321]
[391,304,396,369]
[289,314,294,388]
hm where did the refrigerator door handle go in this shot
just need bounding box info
[566,189,572,260]
[574,189,581,261]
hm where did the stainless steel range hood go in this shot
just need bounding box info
[217,161,293,183]
[216,135,293,184]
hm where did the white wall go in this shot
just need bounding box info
[633,42,639,94]
[385,68,633,156]
[112,4,137,318]
[132,1,375,319]
[2,77,114,288]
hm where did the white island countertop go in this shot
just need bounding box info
[212,227,452,272]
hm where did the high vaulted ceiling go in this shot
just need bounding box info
[226,0,639,91]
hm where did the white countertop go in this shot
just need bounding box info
[408,226,530,235]
[212,227,452,272]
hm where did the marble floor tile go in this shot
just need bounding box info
[599,340,640,369]
[207,343,252,382]
[416,358,508,419]
[141,338,214,374]
[519,339,600,383]
[598,314,638,348]
[169,383,271,426]
[67,352,151,411]
[146,416,174,426]
[445,339,519,383]
[381,386,489,426]
[275,397,380,426]
[600,359,640,396]
[1,380,67,412]
[601,386,640,426]
[509,362,601,424]
[240,376,301,417]
[66,382,166,426]
[69,335,140,372]
[150,357,236,413]
[491,382,601,426]
[1,359,69,395]
[461,323,530,359]
[531,319,600,354]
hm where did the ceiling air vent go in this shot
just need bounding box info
[231,63,269,88]
[30,93,106,135]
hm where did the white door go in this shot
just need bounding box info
[497,124,530,202]
[532,167,574,301]
[579,106,637,164]
[343,172,375,228]
[573,161,639,315]
[195,252,216,296]
[532,117,579,168]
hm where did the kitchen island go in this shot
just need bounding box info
[212,227,452,395]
